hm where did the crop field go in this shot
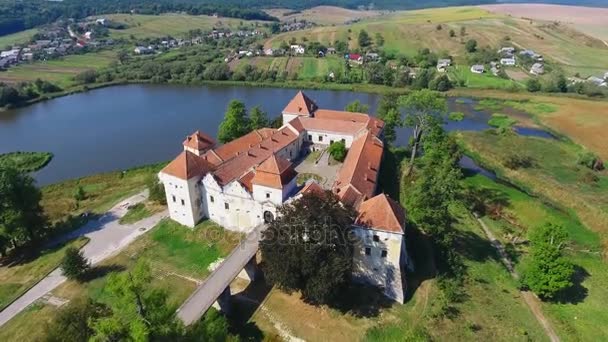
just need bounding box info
[265,6,383,25]
[266,6,608,77]
[0,50,116,87]
[480,4,608,41]
[104,14,263,40]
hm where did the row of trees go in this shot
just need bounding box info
[48,260,237,341]
[0,80,62,109]
[217,100,271,143]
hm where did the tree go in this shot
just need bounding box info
[374,32,385,47]
[344,100,369,113]
[526,78,542,92]
[45,297,109,342]
[449,29,455,37]
[147,174,166,205]
[460,26,466,36]
[217,100,251,143]
[249,105,269,130]
[90,260,182,341]
[376,93,402,145]
[0,166,46,248]
[358,29,371,48]
[521,223,575,300]
[186,308,235,342]
[73,185,86,202]
[429,74,453,92]
[465,39,477,53]
[399,89,447,175]
[328,141,347,162]
[61,247,90,281]
[260,192,356,304]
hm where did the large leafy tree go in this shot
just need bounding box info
[399,89,447,176]
[0,166,46,250]
[249,105,269,130]
[358,29,371,48]
[260,192,356,305]
[217,100,251,143]
[521,223,575,300]
[344,100,369,113]
[45,297,109,342]
[376,93,402,145]
[90,260,182,341]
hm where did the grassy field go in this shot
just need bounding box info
[41,163,164,223]
[0,50,117,87]
[448,66,523,90]
[266,6,608,77]
[464,173,608,340]
[265,6,382,26]
[118,201,164,224]
[457,131,608,252]
[0,151,53,172]
[104,13,264,40]
[0,219,242,341]
[0,29,38,48]
[0,237,88,311]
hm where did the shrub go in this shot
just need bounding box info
[488,113,517,129]
[576,151,604,171]
[61,247,90,281]
[328,141,347,162]
[147,174,166,204]
[73,185,86,201]
[503,154,534,169]
[526,78,542,92]
[448,111,465,121]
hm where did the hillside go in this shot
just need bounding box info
[265,6,383,25]
[265,6,608,76]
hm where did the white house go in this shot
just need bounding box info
[436,58,451,72]
[587,76,607,87]
[500,57,516,66]
[603,71,608,80]
[158,91,412,303]
[471,64,485,74]
[290,44,305,55]
[134,46,153,54]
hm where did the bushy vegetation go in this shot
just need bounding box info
[448,111,464,121]
[60,247,90,281]
[0,151,53,172]
[328,140,347,162]
[0,80,62,108]
[487,113,517,130]
[502,153,534,170]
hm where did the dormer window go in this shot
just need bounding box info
[373,235,380,242]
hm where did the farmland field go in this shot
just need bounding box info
[0,50,117,87]
[0,29,38,48]
[266,6,608,77]
[104,14,264,40]
[265,6,382,25]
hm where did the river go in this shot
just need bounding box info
[0,84,552,185]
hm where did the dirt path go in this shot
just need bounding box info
[474,214,560,342]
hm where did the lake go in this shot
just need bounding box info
[0,84,549,185]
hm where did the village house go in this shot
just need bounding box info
[530,63,545,75]
[470,64,485,74]
[158,91,411,303]
[134,46,154,55]
[290,44,305,55]
[366,52,380,61]
[346,53,363,65]
[327,47,336,54]
[500,57,516,66]
[436,58,451,72]
[498,47,516,56]
[587,76,607,87]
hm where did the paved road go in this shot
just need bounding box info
[0,191,167,327]
[177,224,265,325]
[474,214,560,342]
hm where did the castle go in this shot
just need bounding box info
[159,91,412,302]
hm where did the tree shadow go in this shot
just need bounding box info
[452,229,501,263]
[328,282,394,318]
[403,226,437,303]
[82,264,126,282]
[460,185,511,217]
[229,273,273,341]
[553,265,589,305]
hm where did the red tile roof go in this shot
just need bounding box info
[183,130,215,151]
[282,91,318,116]
[299,117,367,135]
[252,155,297,189]
[161,150,215,180]
[298,181,325,196]
[355,194,405,234]
[333,132,384,206]
[314,109,384,137]
[211,129,275,162]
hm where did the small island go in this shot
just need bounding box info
[0,151,53,172]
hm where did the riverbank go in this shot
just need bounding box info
[0,151,53,172]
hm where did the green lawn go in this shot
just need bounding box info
[449,66,522,90]
[0,237,88,310]
[463,173,608,340]
[0,29,38,48]
[0,151,53,172]
[118,202,163,224]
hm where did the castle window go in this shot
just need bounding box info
[266,193,270,199]
[181,199,185,206]
[210,195,214,203]
[225,202,230,210]
[365,247,371,256]
[373,235,380,242]
[381,250,388,258]
[308,135,312,141]
[172,195,176,203]
[318,135,323,142]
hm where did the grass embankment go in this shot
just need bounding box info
[464,173,608,340]
[119,202,164,225]
[0,237,88,311]
[41,163,165,223]
[0,219,242,341]
[0,151,53,172]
